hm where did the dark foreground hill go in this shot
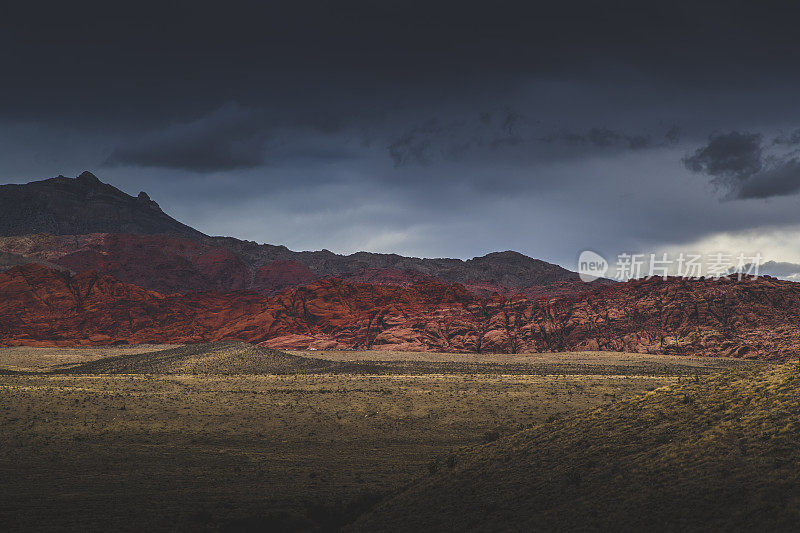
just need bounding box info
[351,362,800,532]
[61,341,333,375]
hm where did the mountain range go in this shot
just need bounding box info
[0,172,585,296]
[0,171,796,360]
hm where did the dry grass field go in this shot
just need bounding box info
[292,349,753,376]
[0,344,179,372]
[0,344,766,531]
[352,362,800,532]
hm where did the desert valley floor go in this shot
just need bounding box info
[0,343,781,531]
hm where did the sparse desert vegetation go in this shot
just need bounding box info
[0,343,757,531]
[352,362,800,532]
[0,344,178,372]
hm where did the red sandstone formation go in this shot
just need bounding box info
[1,263,799,360]
[253,260,317,292]
[2,173,793,361]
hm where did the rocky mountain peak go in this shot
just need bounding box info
[0,172,203,238]
[136,191,161,211]
[76,171,101,184]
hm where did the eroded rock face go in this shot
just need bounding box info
[253,260,317,292]
[2,263,799,360]
[0,264,192,345]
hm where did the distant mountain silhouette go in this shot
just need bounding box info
[0,172,583,294]
[0,171,203,238]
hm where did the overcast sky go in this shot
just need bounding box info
[3,1,800,270]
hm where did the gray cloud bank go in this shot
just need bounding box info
[387,114,681,168]
[5,1,800,267]
[107,104,270,172]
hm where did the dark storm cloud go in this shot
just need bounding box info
[387,115,680,167]
[683,132,763,180]
[773,129,800,146]
[386,112,531,167]
[737,160,800,199]
[5,0,800,264]
[664,126,681,145]
[387,119,441,167]
[107,104,269,172]
[585,128,622,147]
[684,132,800,200]
[3,1,800,125]
[541,127,679,150]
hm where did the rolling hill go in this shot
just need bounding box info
[61,341,333,374]
[351,362,800,531]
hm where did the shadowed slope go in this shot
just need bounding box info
[61,341,333,374]
[352,363,800,531]
[0,233,587,296]
[0,172,203,238]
